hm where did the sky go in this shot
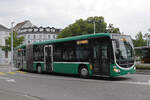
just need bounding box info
[0,0,150,38]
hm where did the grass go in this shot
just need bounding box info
[136,64,150,69]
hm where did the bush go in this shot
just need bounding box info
[136,65,150,69]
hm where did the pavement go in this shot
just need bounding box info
[0,89,36,100]
[0,65,150,100]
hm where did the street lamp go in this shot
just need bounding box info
[93,21,95,34]
[88,20,96,34]
[10,22,14,72]
[144,33,149,47]
[88,19,102,34]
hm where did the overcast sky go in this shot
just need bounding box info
[0,0,150,38]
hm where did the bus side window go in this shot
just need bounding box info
[62,49,69,61]
[68,49,76,61]
[54,46,62,62]
[76,45,90,62]
[33,45,44,61]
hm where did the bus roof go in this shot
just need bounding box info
[33,33,111,45]
[17,33,111,49]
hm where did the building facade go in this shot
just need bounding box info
[18,26,61,45]
[0,25,11,64]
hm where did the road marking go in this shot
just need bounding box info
[0,72,5,75]
[7,72,16,74]
[117,81,150,86]
[0,71,26,76]
[23,94,41,100]
[0,76,16,82]
[16,71,26,74]
[7,79,15,82]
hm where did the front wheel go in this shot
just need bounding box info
[79,67,89,78]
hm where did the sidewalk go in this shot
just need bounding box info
[0,64,10,68]
[0,64,18,72]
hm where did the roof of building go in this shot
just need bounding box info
[14,20,33,31]
[0,24,10,32]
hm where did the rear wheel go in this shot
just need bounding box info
[79,66,89,78]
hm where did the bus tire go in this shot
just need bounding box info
[79,66,89,78]
[37,64,42,73]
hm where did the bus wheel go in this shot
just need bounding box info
[79,67,89,78]
[37,64,42,73]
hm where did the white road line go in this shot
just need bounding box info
[0,76,16,83]
[117,81,150,86]
[7,79,15,82]
[23,94,40,100]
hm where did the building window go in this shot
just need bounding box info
[46,28,50,32]
[53,35,55,39]
[39,34,42,39]
[28,35,30,39]
[28,40,30,44]
[39,28,43,32]
[48,35,51,39]
[5,51,8,58]
[51,29,55,32]
[34,35,36,39]
[34,28,38,32]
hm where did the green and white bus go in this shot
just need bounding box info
[14,33,136,77]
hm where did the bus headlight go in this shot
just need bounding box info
[114,68,120,73]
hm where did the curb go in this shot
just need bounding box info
[136,69,150,75]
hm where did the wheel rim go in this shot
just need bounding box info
[80,68,88,76]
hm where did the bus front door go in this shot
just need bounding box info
[44,45,53,72]
[93,42,110,76]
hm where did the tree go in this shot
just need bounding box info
[107,24,120,33]
[133,32,146,47]
[58,16,120,38]
[0,31,24,57]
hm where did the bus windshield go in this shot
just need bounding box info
[112,35,134,68]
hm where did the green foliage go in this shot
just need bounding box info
[133,32,146,47]
[136,65,150,69]
[134,32,147,57]
[0,31,24,52]
[58,16,120,38]
[107,24,121,33]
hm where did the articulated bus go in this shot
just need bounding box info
[14,33,136,77]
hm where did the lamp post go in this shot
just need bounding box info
[10,22,14,72]
[94,21,95,34]
[88,20,96,34]
[144,33,149,47]
[88,19,102,34]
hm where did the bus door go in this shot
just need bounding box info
[100,44,110,75]
[17,49,23,69]
[26,45,34,71]
[93,41,110,75]
[21,50,24,69]
[44,45,53,72]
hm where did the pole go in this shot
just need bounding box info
[10,22,14,72]
[94,21,95,34]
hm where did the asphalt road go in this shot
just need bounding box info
[0,65,150,100]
